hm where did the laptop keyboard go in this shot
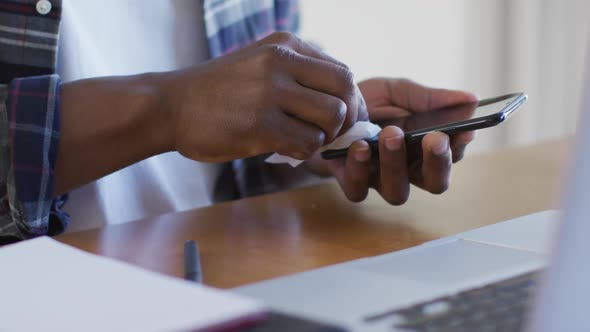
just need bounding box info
[364,271,541,332]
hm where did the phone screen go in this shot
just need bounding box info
[321,93,527,160]
[375,93,523,135]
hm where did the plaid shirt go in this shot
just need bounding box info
[0,0,299,244]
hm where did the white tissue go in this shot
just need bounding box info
[265,121,382,167]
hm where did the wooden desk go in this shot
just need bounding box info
[56,139,569,289]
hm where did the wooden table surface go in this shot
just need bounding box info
[56,139,569,289]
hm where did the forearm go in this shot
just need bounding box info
[55,73,171,195]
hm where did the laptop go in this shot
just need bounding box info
[233,55,590,332]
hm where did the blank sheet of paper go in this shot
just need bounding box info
[0,237,264,332]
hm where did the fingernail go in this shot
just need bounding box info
[354,147,370,162]
[433,137,450,156]
[385,136,402,151]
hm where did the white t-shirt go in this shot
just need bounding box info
[58,0,222,232]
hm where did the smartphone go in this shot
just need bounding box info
[321,92,528,160]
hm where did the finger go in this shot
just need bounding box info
[355,84,370,122]
[377,126,410,205]
[333,140,372,202]
[270,112,326,160]
[450,130,476,163]
[277,50,359,131]
[388,79,479,112]
[278,84,347,143]
[419,132,452,194]
[369,106,412,122]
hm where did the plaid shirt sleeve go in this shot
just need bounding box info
[0,75,69,244]
[0,0,67,244]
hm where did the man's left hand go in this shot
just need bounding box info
[306,78,478,205]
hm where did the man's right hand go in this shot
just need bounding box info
[56,32,365,194]
[159,32,366,162]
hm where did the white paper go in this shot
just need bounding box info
[265,121,382,167]
[0,237,264,332]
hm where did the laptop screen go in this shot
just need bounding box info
[526,43,590,332]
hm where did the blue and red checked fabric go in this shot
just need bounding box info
[0,75,66,243]
[0,0,300,243]
[205,0,299,58]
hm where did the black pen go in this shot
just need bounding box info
[184,240,202,283]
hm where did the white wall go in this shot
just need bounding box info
[299,0,590,153]
[299,0,471,88]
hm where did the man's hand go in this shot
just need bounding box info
[306,78,478,205]
[161,32,366,162]
[56,32,367,194]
